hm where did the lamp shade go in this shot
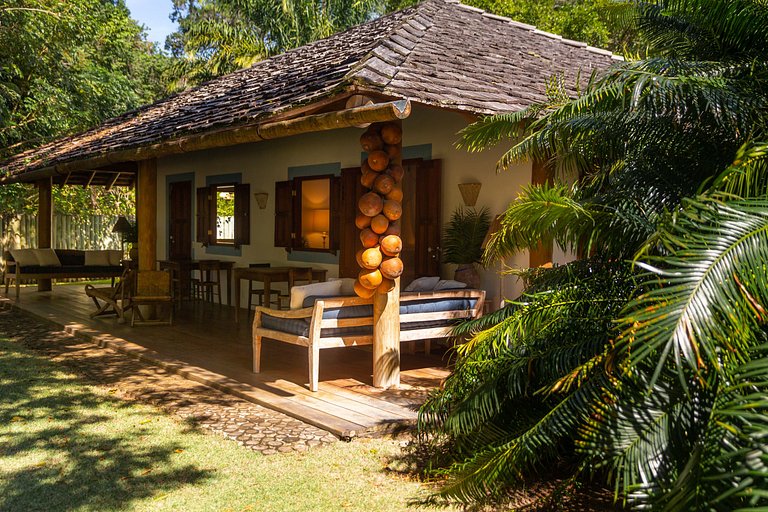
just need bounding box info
[112,216,132,234]
[311,209,330,232]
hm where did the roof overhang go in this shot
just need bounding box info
[1,98,411,186]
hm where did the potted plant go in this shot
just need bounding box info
[442,206,491,289]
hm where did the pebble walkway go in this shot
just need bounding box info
[0,305,338,454]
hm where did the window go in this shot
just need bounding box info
[275,175,339,252]
[196,182,250,247]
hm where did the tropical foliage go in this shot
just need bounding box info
[418,0,768,509]
[165,0,383,90]
[441,207,491,266]
[0,0,166,216]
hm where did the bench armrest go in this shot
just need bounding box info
[253,305,315,329]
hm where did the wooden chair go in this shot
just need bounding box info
[277,267,314,309]
[192,259,222,305]
[131,270,173,326]
[84,268,134,323]
[248,263,280,310]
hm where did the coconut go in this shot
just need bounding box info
[380,123,403,145]
[380,234,403,256]
[358,268,383,289]
[367,150,389,172]
[360,228,379,248]
[358,192,383,217]
[370,214,389,234]
[382,200,402,221]
[380,257,404,279]
[361,246,383,269]
[354,279,376,298]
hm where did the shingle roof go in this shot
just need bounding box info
[0,0,619,182]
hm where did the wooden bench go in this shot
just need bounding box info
[252,289,485,391]
[3,249,123,299]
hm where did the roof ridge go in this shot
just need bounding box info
[345,0,440,90]
[448,0,625,62]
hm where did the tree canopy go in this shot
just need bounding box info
[0,0,168,215]
[164,0,383,91]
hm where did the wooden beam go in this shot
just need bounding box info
[372,120,402,390]
[137,159,157,271]
[84,171,97,188]
[105,172,120,191]
[5,100,412,183]
[529,159,554,268]
[37,178,53,292]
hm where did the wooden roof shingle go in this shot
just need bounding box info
[1,0,619,182]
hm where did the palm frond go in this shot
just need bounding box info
[619,197,768,387]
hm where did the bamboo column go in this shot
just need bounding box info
[37,177,53,291]
[137,159,157,271]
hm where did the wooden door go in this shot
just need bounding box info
[169,180,192,260]
[406,158,442,282]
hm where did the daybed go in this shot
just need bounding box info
[252,288,485,391]
[3,248,124,298]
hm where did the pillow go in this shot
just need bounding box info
[328,277,356,296]
[9,249,39,267]
[290,280,342,310]
[33,248,62,267]
[84,250,111,266]
[434,279,468,291]
[404,276,440,292]
[107,250,123,266]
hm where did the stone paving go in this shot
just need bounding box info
[0,305,337,454]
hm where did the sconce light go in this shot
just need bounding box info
[254,192,269,209]
[311,209,330,248]
[458,182,482,207]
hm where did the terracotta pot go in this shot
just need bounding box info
[453,264,480,289]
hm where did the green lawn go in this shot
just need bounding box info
[0,337,438,512]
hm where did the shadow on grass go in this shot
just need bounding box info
[0,342,213,512]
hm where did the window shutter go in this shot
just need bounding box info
[274,180,292,248]
[196,186,211,246]
[338,167,364,278]
[329,176,341,252]
[234,183,250,247]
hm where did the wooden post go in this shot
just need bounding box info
[137,159,157,271]
[529,159,553,268]
[37,177,53,291]
[372,121,402,389]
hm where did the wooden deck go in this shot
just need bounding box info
[4,285,451,438]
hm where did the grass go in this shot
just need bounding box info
[0,337,441,512]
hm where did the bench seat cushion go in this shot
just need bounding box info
[18,265,123,274]
[261,296,478,338]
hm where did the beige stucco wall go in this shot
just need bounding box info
[156,104,542,308]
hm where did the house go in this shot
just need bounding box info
[0,0,618,391]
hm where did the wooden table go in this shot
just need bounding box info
[158,259,235,305]
[234,266,328,323]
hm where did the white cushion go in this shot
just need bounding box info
[33,248,61,267]
[290,280,342,310]
[434,279,468,291]
[84,250,111,266]
[328,277,356,296]
[9,249,39,267]
[107,250,123,266]
[404,276,440,292]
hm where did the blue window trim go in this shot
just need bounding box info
[165,172,195,260]
[204,173,243,257]
[360,143,432,162]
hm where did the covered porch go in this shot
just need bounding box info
[5,284,449,438]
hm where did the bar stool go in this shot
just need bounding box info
[192,259,222,305]
[248,263,280,310]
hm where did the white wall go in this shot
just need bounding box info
[156,105,540,308]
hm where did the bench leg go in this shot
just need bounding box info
[15,279,20,300]
[308,343,319,392]
[424,339,431,356]
[252,335,262,373]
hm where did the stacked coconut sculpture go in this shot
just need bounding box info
[353,122,404,298]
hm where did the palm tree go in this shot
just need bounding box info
[417,0,768,509]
